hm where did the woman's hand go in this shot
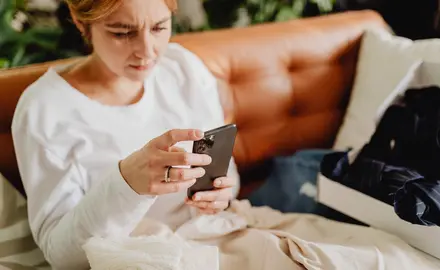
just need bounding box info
[185,176,236,215]
[119,129,212,196]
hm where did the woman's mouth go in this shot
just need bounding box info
[130,62,155,71]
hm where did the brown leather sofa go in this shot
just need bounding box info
[0,10,388,198]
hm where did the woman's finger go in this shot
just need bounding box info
[186,200,229,210]
[167,167,205,181]
[158,151,212,167]
[192,187,232,202]
[198,208,221,215]
[169,146,186,153]
[213,177,235,188]
[150,179,196,195]
[152,129,204,150]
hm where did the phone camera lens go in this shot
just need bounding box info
[196,135,215,154]
[198,144,207,153]
[206,135,215,146]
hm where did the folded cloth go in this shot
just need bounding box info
[392,169,440,226]
[83,236,184,270]
[83,218,220,270]
[320,150,351,182]
[320,85,440,227]
[226,200,440,270]
[83,200,440,270]
[320,151,440,226]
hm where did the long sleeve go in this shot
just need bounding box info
[12,128,157,269]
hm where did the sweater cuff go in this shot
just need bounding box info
[110,163,157,205]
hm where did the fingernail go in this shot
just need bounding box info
[214,179,222,187]
[199,168,206,176]
[194,195,200,201]
[188,179,196,186]
[195,130,204,138]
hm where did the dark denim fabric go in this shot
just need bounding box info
[246,149,363,225]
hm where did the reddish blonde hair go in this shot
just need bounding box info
[66,0,178,23]
[66,0,177,44]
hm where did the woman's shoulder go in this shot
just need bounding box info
[159,43,217,89]
[158,43,226,127]
[12,67,76,133]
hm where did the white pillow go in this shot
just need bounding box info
[0,173,47,269]
[333,29,440,151]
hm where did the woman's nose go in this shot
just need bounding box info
[133,32,155,59]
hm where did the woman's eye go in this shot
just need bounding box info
[111,32,135,38]
[152,26,167,33]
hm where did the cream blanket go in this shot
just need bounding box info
[83,200,440,270]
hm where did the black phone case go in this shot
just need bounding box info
[187,124,237,199]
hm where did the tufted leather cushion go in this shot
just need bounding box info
[0,10,387,196]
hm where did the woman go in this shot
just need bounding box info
[11,0,239,269]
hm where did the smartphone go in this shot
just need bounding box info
[187,124,237,199]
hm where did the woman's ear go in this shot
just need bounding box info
[68,6,87,36]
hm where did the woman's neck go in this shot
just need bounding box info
[61,54,145,106]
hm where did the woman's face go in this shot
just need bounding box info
[86,0,173,81]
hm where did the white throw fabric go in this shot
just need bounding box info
[83,200,440,270]
[83,234,219,270]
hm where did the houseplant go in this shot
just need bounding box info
[0,0,336,68]
[201,0,336,31]
[0,0,80,69]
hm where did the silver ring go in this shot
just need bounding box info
[164,166,171,183]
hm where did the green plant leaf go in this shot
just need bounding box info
[0,9,19,45]
[0,58,10,69]
[310,0,335,12]
[0,0,13,16]
[13,0,27,10]
[246,0,261,5]
[275,6,299,21]
[263,1,279,19]
[11,44,25,66]
[0,0,82,67]
[21,27,62,49]
[292,0,307,15]
[13,51,47,66]
[253,9,267,23]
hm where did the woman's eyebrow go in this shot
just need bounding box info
[105,22,135,29]
[155,16,172,25]
[105,16,171,29]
